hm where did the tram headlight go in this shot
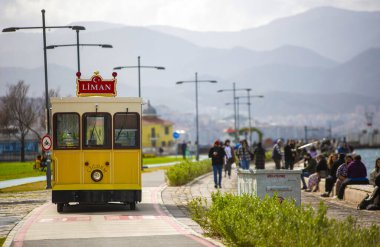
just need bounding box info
[91,169,103,182]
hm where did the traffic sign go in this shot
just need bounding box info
[41,135,52,151]
[173,132,180,139]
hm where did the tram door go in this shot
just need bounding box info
[82,112,112,184]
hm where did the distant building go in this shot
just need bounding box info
[0,128,39,161]
[142,101,174,154]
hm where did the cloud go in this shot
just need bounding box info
[1,0,380,32]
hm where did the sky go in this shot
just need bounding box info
[1,0,380,32]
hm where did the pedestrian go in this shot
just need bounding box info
[252,142,266,169]
[305,154,328,192]
[334,155,353,196]
[223,139,235,178]
[272,139,283,169]
[208,140,226,189]
[181,141,187,159]
[369,157,380,186]
[237,140,252,170]
[301,153,317,190]
[34,155,42,170]
[284,139,296,170]
[321,153,344,197]
[337,155,369,200]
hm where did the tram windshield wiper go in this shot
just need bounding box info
[116,108,128,141]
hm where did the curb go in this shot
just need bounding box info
[3,202,50,247]
[158,182,225,247]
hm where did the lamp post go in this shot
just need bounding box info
[237,93,264,144]
[176,72,217,161]
[217,83,250,142]
[2,9,85,189]
[113,56,165,97]
[46,43,112,73]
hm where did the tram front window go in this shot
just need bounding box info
[114,113,140,148]
[83,113,111,149]
[54,113,80,149]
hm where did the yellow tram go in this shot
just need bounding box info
[51,72,142,212]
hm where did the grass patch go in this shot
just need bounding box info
[165,160,212,186]
[0,156,178,182]
[0,167,168,193]
[0,237,5,246]
[189,192,380,247]
[0,162,45,181]
[0,181,47,193]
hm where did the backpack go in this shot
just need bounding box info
[357,194,372,210]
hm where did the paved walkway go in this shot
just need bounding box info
[0,176,46,189]
[161,162,380,237]
[2,162,380,243]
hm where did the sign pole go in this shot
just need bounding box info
[41,134,52,189]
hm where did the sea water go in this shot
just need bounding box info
[355,148,380,176]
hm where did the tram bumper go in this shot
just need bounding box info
[52,190,142,204]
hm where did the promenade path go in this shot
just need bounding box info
[2,161,380,246]
[162,161,380,238]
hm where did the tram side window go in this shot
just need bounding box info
[54,113,80,149]
[83,113,111,149]
[114,113,139,148]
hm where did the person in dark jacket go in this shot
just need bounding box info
[321,153,345,197]
[272,139,283,169]
[284,139,296,170]
[208,140,226,189]
[301,153,317,189]
[253,142,266,169]
[338,155,369,199]
[305,154,328,192]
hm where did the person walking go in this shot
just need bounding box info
[284,139,296,170]
[253,142,266,169]
[223,139,234,178]
[208,140,226,189]
[272,139,283,169]
[181,141,187,159]
[237,140,252,170]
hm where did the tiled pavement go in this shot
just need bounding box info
[0,190,51,239]
[161,163,380,235]
[1,164,380,241]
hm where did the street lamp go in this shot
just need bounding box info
[46,43,113,73]
[176,72,217,161]
[217,83,250,142]
[113,56,165,97]
[237,93,264,144]
[2,9,85,189]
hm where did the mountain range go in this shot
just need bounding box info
[1,6,379,137]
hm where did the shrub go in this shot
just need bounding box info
[189,192,380,247]
[165,160,212,186]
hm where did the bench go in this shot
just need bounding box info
[305,177,375,204]
[345,184,374,204]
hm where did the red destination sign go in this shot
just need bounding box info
[76,71,117,97]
